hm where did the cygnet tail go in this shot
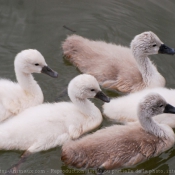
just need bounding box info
[61,141,105,169]
[61,142,90,169]
[62,34,93,65]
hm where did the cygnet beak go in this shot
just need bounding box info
[163,104,175,114]
[158,44,175,55]
[95,91,110,103]
[41,66,58,78]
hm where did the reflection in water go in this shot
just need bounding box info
[0,0,175,174]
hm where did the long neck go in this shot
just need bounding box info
[70,95,96,117]
[138,111,168,138]
[15,69,41,95]
[135,55,157,86]
[134,52,158,86]
[69,94,102,132]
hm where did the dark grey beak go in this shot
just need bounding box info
[41,66,58,78]
[163,104,175,114]
[95,91,110,103]
[158,44,175,55]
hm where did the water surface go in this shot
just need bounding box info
[0,0,175,174]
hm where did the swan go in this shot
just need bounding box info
[103,87,175,128]
[61,93,175,173]
[0,49,58,122]
[0,74,110,154]
[62,31,175,93]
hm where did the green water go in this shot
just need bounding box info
[0,0,175,174]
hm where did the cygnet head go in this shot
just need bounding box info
[68,74,110,102]
[14,49,58,78]
[138,93,175,119]
[131,31,175,56]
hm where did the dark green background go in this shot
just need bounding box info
[0,0,175,174]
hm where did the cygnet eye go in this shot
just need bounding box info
[35,63,39,66]
[91,89,95,92]
[152,44,157,47]
[159,104,163,108]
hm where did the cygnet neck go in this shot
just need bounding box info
[69,93,96,116]
[15,68,41,95]
[133,52,158,86]
[138,110,168,139]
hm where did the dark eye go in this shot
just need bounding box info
[35,63,39,66]
[159,105,163,107]
[153,44,157,47]
[91,89,95,91]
